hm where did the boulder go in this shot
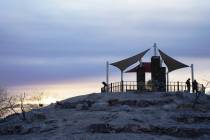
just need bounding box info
[91,102,109,111]
[0,125,23,135]
[88,123,210,138]
[89,124,115,133]
[55,100,95,110]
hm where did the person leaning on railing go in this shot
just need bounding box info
[201,84,206,94]
[192,80,198,93]
[186,78,191,92]
[101,82,108,92]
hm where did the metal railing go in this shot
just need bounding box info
[101,81,205,93]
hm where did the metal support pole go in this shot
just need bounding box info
[191,64,194,82]
[106,61,109,92]
[153,43,157,56]
[177,81,179,92]
[110,83,112,93]
[121,70,123,82]
[160,59,163,67]
[121,71,124,92]
[191,64,194,93]
[167,72,169,92]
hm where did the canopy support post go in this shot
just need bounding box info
[153,43,157,56]
[121,71,124,92]
[106,61,109,92]
[167,72,169,92]
[191,64,194,90]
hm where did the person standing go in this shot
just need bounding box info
[186,78,191,92]
[192,80,198,93]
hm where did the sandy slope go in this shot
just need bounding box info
[0,92,210,140]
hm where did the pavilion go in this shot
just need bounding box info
[102,43,198,93]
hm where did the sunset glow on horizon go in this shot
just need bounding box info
[6,55,210,104]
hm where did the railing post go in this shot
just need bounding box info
[121,81,123,92]
[117,83,118,92]
[110,83,112,93]
[174,82,176,92]
[166,72,169,92]
[181,83,183,92]
[120,71,124,92]
[106,61,109,92]
[114,83,115,92]
[177,81,179,92]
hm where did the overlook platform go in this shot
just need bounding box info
[101,44,204,94]
[101,81,205,93]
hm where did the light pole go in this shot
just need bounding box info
[121,70,124,92]
[191,64,194,82]
[106,61,109,92]
[166,71,169,92]
[153,43,157,56]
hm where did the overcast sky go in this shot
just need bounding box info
[0,0,210,95]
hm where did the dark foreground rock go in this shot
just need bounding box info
[55,100,95,110]
[108,99,174,107]
[1,92,210,140]
[175,114,210,124]
[89,123,210,138]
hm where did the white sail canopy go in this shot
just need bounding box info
[110,49,150,71]
[159,49,189,73]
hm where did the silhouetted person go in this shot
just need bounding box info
[186,78,191,92]
[102,82,108,87]
[201,84,206,94]
[192,80,198,93]
[102,82,108,92]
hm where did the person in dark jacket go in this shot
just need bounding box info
[186,78,191,92]
[192,80,198,93]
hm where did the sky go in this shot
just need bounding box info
[0,0,210,101]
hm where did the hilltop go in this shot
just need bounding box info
[0,92,210,140]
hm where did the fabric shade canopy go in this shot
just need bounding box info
[159,49,189,73]
[126,62,151,73]
[110,49,150,71]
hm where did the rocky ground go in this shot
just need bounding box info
[0,92,210,140]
